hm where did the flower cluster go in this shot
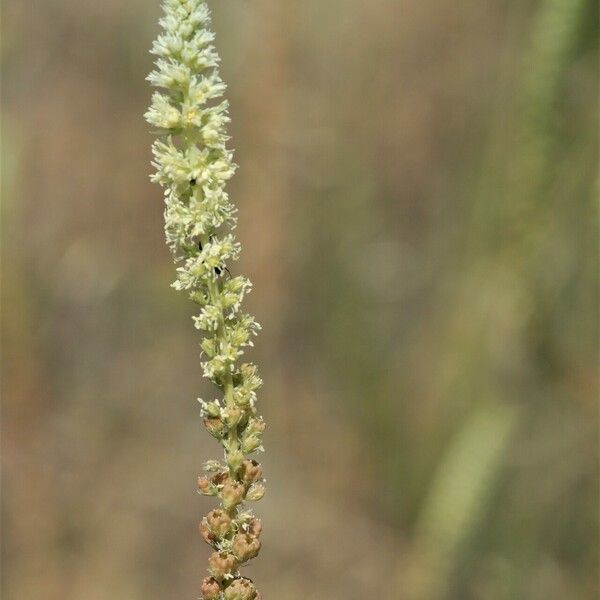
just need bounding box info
[146,2,265,598]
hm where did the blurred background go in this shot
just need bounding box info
[2,0,598,598]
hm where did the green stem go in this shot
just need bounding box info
[201,232,241,481]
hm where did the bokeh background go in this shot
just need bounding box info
[2,0,598,598]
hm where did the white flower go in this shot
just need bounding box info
[145,92,181,129]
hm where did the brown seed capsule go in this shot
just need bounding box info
[204,416,225,439]
[221,480,245,510]
[211,471,228,486]
[206,509,232,537]
[223,577,257,600]
[197,475,215,496]
[200,576,221,600]
[240,459,262,483]
[199,519,216,545]
[208,551,238,579]
[232,532,261,563]
[247,518,262,538]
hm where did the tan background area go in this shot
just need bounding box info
[2,0,598,598]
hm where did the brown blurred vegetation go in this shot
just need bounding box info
[1,0,598,599]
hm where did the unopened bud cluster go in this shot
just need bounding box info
[146,1,265,597]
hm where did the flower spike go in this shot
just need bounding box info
[146,2,265,597]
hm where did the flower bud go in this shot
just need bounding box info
[240,363,256,380]
[241,434,261,454]
[200,576,222,600]
[204,416,225,439]
[206,509,232,537]
[204,401,221,418]
[221,480,245,510]
[197,475,216,496]
[245,483,265,502]
[233,387,252,408]
[203,460,224,473]
[200,338,216,358]
[240,460,262,483]
[232,532,261,563]
[208,552,237,580]
[224,578,257,600]
[246,418,266,435]
[240,363,262,391]
[223,405,243,428]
